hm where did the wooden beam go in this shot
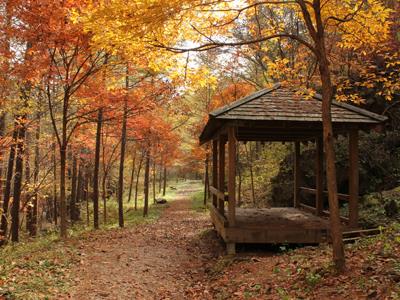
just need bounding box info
[209,186,225,201]
[300,187,350,201]
[212,140,218,207]
[218,137,225,215]
[228,127,236,227]
[349,129,359,228]
[299,203,349,223]
[316,137,324,215]
[294,141,300,208]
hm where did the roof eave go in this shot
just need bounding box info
[313,93,388,123]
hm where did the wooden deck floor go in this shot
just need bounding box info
[210,206,329,245]
[235,207,330,230]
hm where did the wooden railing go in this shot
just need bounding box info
[299,203,349,222]
[300,187,350,201]
[209,203,228,226]
[209,186,229,202]
[299,186,350,223]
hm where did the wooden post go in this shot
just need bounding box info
[212,140,218,208]
[228,127,236,227]
[294,141,301,208]
[349,129,359,228]
[316,137,324,215]
[218,137,225,215]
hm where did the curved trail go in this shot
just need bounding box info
[67,182,222,300]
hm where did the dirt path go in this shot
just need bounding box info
[67,182,222,300]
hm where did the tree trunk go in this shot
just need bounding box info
[75,161,83,221]
[70,154,78,223]
[143,149,150,217]
[25,131,32,233]
[158,162,163,194]
[27,117,40,236]
[298,0,345,270]
[0,121,18,245]
[319,55,345,270]
[59,142,67,238]
[101,169,107,224]
[162,166,167,197]
[127,150,136,203]
[11,119,26,242]
[52,140,57,225]
[85,169,90,226]
[117,78,128,227]
[152,158,156,203]
[0,113,6,198]
[134,152,144,211]
[93,108,103,229]
[76,161,83,204]
[31,114,40,236]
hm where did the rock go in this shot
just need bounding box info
[156,198,168,204]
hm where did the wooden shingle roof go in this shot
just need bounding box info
[200,84,387,144]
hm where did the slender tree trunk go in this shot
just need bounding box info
[59,93,70,239]
[127,150,136,203]
[143,149,150,217]
[59,142,67,238]
[70,154,78,223]
[117,71,129,227]
[158,163,162,194]
[162,166,167,197]
[76,160,83,204]
[319,53,344,270]
[0,113,6,198]
[25,131,32,233]
[76,161,83,221]
[31,114,40,236]
[134,152,144,211]
[0,121,18,245]
[100,128,107,224]
[298,0,344,270]
[93,108,103,229]
[85,170,90,226]
[152,158,156,203]
[11,119,26,242]
[101,171,107,224]
[52,140,57,225]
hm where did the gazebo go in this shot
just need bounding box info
[199,83,387,254]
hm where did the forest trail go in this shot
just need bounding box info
[67,182,221,300]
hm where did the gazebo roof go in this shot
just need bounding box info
[200,84,387,144]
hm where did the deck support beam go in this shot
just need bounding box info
[294,141,301,208]
[212,140,218,208]
[226,242,236,255]
[349,129,359,228]
[316,137,324,215]
[228,127,236,227]
[218,137,226,215]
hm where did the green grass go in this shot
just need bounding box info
[0,233,78,299]
[0,181,187,299]
[191,189,207,212]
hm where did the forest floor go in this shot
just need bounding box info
[65,181,224,300]
[1,181,399,299]
[65,181,400,300]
